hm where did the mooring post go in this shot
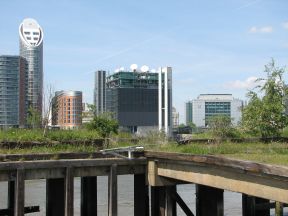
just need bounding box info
[15,169,25,216]
[81,176,97,216]
[65,167,74,216]
[46,178,65,216]
[134,174,149,216]
[242,195,270,216]
[196,184,223,216]
[275,202,283,216]
[108,164,117,216]
[8,181,15,215]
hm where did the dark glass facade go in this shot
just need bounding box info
[205,102,231,125]
[0,56,27,128]
[106,88,158,126]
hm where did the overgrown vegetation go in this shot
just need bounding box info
[242,60,288,137]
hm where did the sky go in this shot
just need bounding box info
[0,0,287,123]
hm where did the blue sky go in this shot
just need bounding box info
[0,0,287,123]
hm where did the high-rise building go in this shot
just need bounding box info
[106,66,172,136]
[94,70,106,115]
[19,18,43,116]
[185,101,193,125]
[52,91,83,129]
[186,94,243,127]
[0,56,27,128]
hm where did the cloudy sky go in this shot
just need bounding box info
[0,0,287,122]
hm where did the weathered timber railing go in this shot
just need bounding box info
[0,151,287,216]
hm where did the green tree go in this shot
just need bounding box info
[27,106,42,129]
[208,115,237,138]
[242,60,288,137]
[86,112,119,138]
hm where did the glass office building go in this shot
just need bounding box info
[19,18,43,116]
[0,56,27,128]
[186,94,243,127]
[106,68,172,135]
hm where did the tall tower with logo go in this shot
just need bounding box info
[19,18,44,116]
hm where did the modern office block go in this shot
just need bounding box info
[94,70,106,116]
[19,18,44,116]
[52,91,83,129]
[106,66,172,136]
[0,56,27,128]
[186,94,243,127]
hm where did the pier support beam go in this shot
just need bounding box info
[134,174,149,216]
[8,181,15,215]
[151,186,176,216]
[275,202,283,216]
[108,164,117,216]
[15,169,25,216]
[196,185,223,216]
[46,178,65,216]
[242,195,270,216]
[65,168,74,216]
[81,176,97,216]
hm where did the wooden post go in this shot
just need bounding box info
[8,181,15,215]
[134,174,149,216]
[81,176,97,216]
[166,186,177,216]
[151,186,176,216]
[15,169,25,216]
[65,167,74,216]
[46,178,65,216]
[108,164,117,216]
[196,184,223,216]
[242,195,255,216]
[275,202,283,216]
[242,195,270,216]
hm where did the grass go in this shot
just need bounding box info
[141,141,288,166]
[1,129,288,166]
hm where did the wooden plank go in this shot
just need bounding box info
[134,174,149,216]
[15,169,25,216]
[46,178,64,216]
[0,158,147,170]
[108,164,117,216]
[196,184,223,216]
[156,161,288,203]
[65,167,74,216]
[81,176,97,216]
[145,151,288,179]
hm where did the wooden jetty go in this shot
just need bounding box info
[0,151,287,216]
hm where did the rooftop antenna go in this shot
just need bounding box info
[140,65,149,73]
[130,64,138,72]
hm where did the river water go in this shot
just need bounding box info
[0,175,285,215]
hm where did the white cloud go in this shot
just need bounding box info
[249,26,273,33]
[282,21,288,30]
[224,76,259,89]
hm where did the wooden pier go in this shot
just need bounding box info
[0,151,287,216]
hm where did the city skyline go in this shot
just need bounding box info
[0,0,287,123]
